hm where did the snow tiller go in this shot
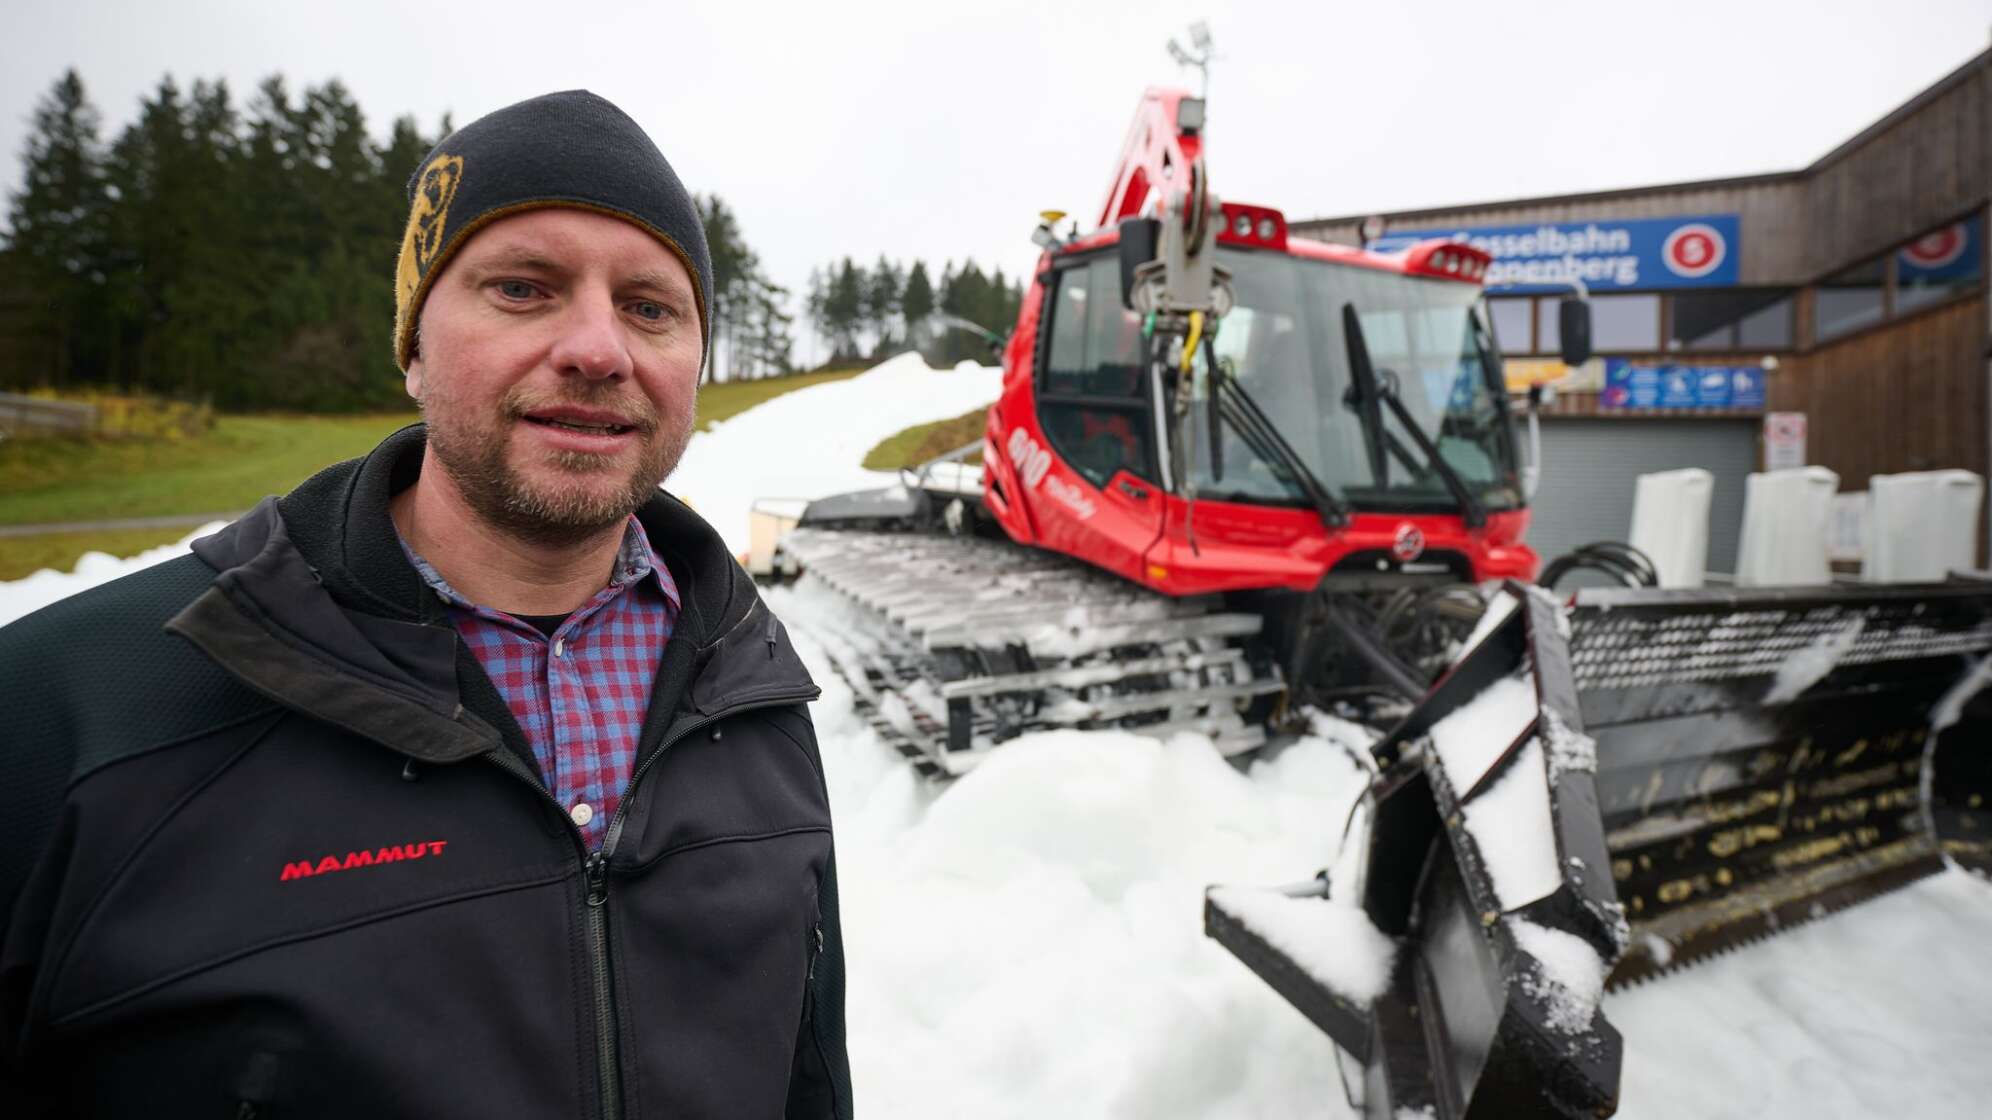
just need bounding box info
[1206,579,1992,1117]
[755,76,1992,1115]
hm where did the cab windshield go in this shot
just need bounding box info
[1185,248,1521,513]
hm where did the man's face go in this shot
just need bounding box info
[405,207,701,545]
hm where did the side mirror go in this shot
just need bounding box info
[1558,299,1592,367]
[1118,217,1161,309]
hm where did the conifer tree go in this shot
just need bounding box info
[864,254,901,353]
[5,69,107,385]
[824,257,865,360]
[900,260,935,345]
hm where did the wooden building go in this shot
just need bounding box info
[1293,47,1990,569]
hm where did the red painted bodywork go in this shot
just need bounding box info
[979,88,1539,597]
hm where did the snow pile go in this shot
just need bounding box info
[1762,615,1865,704]
[0,521,228,628]
[1609,870,1992,1118]
[772,579,1371,1116]
[1206,885,1397,1005]
[672,353,1001,558]
[1426,672,1537,790]
[1510,918,1606,1034]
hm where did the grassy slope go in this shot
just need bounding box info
[0,367,869,580]
[695,366,864,431]
[0,413,420,527]
[860,406,989,471]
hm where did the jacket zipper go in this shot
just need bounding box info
[584,850,617,1119]
[481,686,819,1120]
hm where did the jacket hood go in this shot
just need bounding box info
[171,423,815,764]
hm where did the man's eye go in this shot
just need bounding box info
[631,300,669,322]
[496,280,537,300]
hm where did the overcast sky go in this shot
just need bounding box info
[5,0,1989,363]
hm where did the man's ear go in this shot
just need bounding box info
[404,337,425,401]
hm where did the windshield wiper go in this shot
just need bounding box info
[1340,303,1487,529]
[1200,336,1352,529]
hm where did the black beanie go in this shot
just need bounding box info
[392,89,711,370]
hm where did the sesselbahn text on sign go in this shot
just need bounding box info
[1373,214,1741,293]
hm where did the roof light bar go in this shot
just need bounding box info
[1214,202,1288,250]
[1401,239,1493,285]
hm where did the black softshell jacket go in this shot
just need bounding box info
[0,425,853,1118]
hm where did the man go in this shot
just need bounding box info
[0,90,851,1118]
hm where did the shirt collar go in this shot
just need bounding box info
[396,515,681,618]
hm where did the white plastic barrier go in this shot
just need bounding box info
[1863,470,1984,583]
[1736,467,1839,587]
[1628,468,1713,588]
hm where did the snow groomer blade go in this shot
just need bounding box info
[1208,583,1628,1118]
[1563,579,1992,987]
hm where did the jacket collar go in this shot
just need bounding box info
[168,424,816,764]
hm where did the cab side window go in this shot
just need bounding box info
[1037,257,1154,487]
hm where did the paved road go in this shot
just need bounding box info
[0,511,243,539]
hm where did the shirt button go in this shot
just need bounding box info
[552,638,566,657]
[570,802,594,827]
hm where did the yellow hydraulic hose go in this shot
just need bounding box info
[1182,310,1203,374]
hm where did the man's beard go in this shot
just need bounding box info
[419,379,693,547]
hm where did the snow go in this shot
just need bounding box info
[774,618,1379,1117]
[670,352,1001,558]
[1610,870,1992,1120]
[1421,663,1569,913]
[10,353,1992,1117]
[1460,737,1564,911]
[1510,918,1606,1034]
[1426,672,1538,791]
[1763,616,1865,704]
[0,521,228,628]
[1540,706,1598,783]
[1453,587,1518,663]
[1206,885,1397,1005]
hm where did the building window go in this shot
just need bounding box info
[1669,289,1794,351]
[1896,213,1984,315]
[1540,292,1658,352]
[1815,254,1886,342]
[1486,296,1533,354]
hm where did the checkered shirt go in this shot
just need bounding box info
[398,518,680,849]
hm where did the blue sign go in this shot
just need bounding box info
[1898,214,1983,284]
[1729,367,1764,408]
[1603,360,1765,411]
[1693,367,1731,409]
[1373,214,1741,293]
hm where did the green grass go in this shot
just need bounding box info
[0,526,200,582]
[861,407,989,471]
[695,367,866,431]
[0,413,421,528]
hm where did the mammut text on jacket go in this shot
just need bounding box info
[0,425,852,1119]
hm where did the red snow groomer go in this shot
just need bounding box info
[772,87,1992,1118]
[785,87,1548,760]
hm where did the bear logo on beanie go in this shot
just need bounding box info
[396,153,464,308]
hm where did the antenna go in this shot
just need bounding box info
[1166,21,1216,100]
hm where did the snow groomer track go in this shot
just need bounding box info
[780,528,1284,779]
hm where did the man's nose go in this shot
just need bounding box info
[547,289,631,380]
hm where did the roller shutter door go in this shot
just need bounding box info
[1521,418,1758,576]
